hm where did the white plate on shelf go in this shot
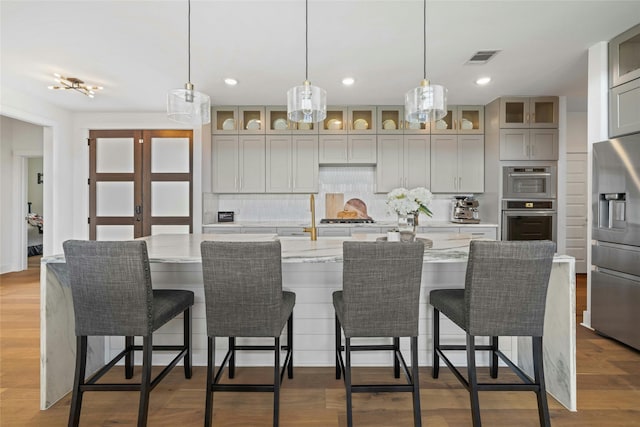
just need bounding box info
[273,118,288,130]
[435,119,448,130]
[382,119,397,130]
[327,118,342,130]
[407,121,421,130]
[246,119,261,130]
[222,118,235,131]
[461,119,473,130]
[297,122,312,130]
[353,118,368,130]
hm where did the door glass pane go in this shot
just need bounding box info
[96,138,134,173]
[96,225,135,240]
[534,102,555,124]
[505,102,525,124]
[96,182,134,216]
[151,137,190,173]
[151,182,189,216]
[151,225,190,235]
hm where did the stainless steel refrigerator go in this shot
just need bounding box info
[592,134,640,350]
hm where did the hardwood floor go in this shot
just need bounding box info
[1,263,638,426]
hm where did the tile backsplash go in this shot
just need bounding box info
[204,166,463,223]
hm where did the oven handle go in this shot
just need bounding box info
[507,172,551,177]
[502,210,556,215]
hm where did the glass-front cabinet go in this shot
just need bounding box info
[499,97,558,128]
[432,105,484,134]
[377,106,404,134]
[347,106,376,134]
[610,24,640,87]
[320,107,348,134]
[212,107,266,134]
[265,107,292,134]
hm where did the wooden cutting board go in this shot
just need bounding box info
[325,193,344,218]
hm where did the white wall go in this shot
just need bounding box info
[0,115,44,272]
[1,86,73,271]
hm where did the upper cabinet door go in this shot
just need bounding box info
[291,135,319,193]
[377,106,404,134]
[499,97,558,128]
[320,107,348,134]
[457,105,484,134]
[265,106,293,134]
[610,24,640,87]
[212,135,239,192]
[347,106,376,134]
[212,107,239,134]
[238,107,265,134]
[530,97,558,128]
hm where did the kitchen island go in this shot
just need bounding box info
[40,233,575,412]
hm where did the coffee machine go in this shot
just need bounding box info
[451,196,480,224]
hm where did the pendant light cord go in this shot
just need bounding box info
[305,0,309,81]
[188,0,192,84]
[423,0,426,80]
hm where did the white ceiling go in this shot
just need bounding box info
[2,0,640,114]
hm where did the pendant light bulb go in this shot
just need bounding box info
[404,0,447,124]
[167,0,211,126]
[286,0,327,123]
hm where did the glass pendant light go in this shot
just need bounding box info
[167,0,211,125]
[405,0,447,123]
[287,0,326,123]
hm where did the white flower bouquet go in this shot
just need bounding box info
[386,187,433,217]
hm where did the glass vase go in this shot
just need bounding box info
[397,213,417,242]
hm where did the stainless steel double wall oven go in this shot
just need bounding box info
[501,165,557,242]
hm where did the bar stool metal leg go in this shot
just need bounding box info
[335,315,342,380]
[393,337,401,378]
[345,337,353,427]
[432,308,440,379]
[184,307,192,379]
[137,336,153,427]
[68,336,87,427]
[411,336,422,427]
[204,337,214,427]
[273,336,281,427]
[228,337,236,379]
[287,314,294,379]
[125,336,134,379]
[533,336,551,427]
[467,334,481,427]
[489,336,499,379]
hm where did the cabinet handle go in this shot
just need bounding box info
[400,120,404,129]
[531,112,535,123]
[239,120,243,131]
[525,113,530,124]
[454,120,457,130]
[459,177,462,189]
[235,176,238,190]
[239,176,243,190]
[530,144,535,158]
[453,177,457,190]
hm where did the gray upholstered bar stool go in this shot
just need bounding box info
[62,240,194,427]
[200,240,294,427]
[334,241,425,427]
[430,240,556,427]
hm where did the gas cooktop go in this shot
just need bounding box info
[320,218,375,224]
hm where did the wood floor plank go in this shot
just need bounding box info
[2,264,640,426]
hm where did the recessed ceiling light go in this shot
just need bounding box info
[475,77,491,86]
[224,78,238,86]
[342,77,355,86]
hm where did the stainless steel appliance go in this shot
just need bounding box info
[592,135,640,350]
[503,166,557,199]
[451,196,481,224]
[502,199,556,242]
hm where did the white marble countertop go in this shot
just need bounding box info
[43,233,571,265]
[202,221,498,229]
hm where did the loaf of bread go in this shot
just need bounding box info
[337,210,358,218]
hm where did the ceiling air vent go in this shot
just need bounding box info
[466,50,500,65]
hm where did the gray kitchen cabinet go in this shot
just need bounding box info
[431,105,484,134]
[499,97,559,128]
[277,227,309,237]
[610,78,640,137]
[203,227,241,234]
[467,227,498,240]
[430,135,484,193]
[212,135,265,193]
[317,227,351,237]
[212,107,239,134]
[499,128,558,160]
[266,135,318,193]
[347,106,377,134]
[376,134,430,193]
[609,23,640,88]
[265,106,293,134]
[319,134,376,164]
[377,106,404,134]
[212,106,265,134]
